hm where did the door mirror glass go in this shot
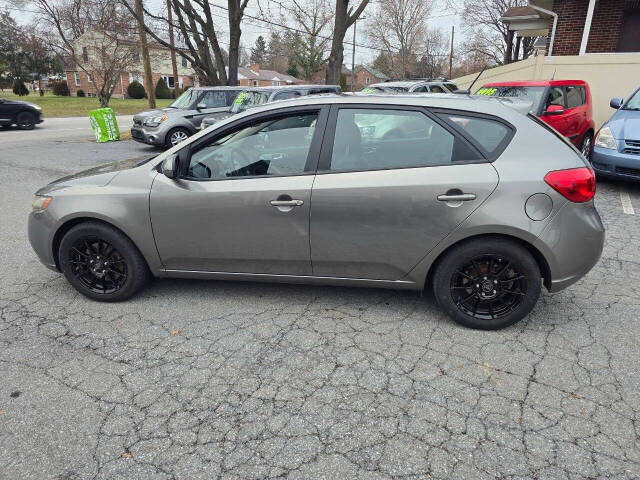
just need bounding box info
[610,97,623,109]
[544,104,565,115]
[162,154,178,179]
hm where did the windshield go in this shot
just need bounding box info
[623,89,640,110]
[169,89,199,109]
[476,86,546,110]
[361,86,408,93]
[230,91,270,113]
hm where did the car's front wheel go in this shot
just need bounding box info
[432,238,541,329]
[16,112,36,130]
[59,222,150,301]
[580,132,593,160]
[165,127,190,148]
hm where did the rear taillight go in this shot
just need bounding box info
[544,167,595,203]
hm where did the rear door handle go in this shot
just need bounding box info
[270,199,304,207]
[437,193,477,202]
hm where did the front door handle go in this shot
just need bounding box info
[437,193,476,202]
[270,199,304,207]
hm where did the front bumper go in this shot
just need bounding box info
[591,146,640,181]
[28,210,59,271]
[534,201,605,292]
[131,125,165,146]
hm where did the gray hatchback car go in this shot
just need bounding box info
[131,86,243,148]
[29,94,604,329]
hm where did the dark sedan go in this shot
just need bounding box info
[591,87,640,181]
[0,96,43,129]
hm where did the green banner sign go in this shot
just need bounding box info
[89,108,120,143]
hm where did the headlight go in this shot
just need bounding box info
[32,195,52,212]
[144,114,168,127]
[594,126,617,150]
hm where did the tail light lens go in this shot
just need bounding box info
[544,167,596,203]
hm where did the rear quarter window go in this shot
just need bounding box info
[437,113,513,157]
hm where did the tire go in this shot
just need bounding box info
[16,111,36,130]
[59,221,150,301]
[579,131,593,160]
[165,127,190,148]
[432,237,541,330]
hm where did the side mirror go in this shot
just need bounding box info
[196,102,206,110]
[610,97,623,109]
[162,154,178,179]
[544,104,564,115]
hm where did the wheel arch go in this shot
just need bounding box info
[424,233,552,292]
[52,216,151,272]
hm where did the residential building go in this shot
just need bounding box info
[353,67,390,91]
[232,64,305,87]
[65,31,197,98]
[309,65,354,89]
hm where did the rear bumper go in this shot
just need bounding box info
[534,201,605,293]
[591,146,640,181]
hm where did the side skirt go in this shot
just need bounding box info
[157,269,421,291]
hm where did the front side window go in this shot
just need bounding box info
[546,87,566,108]
[187,112,318,179]
[200,90,227,108]
[623,89,640,110]
[328,108,477,172]
[430,85,445,93]
[441,114,511,155]
[566,85,585,108]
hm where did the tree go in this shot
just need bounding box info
[28,0,139,107]
[325,0,370,85]
[290,0,332,80]
[134,0,156,108]
[250,35,267,65]
[13,79,29,96]
[366,0,433,79]
[462,0,535,65]
[127,80,146,98]
[122,0,249,86]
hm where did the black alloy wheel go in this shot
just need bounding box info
[16,112,36,130]
[68,238,128,294]
[59,221,150,301]
[433,238,541,329]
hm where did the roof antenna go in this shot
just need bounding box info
[454,65,487,95]
[550,68,556,80]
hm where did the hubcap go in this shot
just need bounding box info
[450,255,527,320]
[68,238,127,294]
[170,131,188,145]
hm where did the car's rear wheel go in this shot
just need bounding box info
[580,131,593,160]
[432,238,541,329]
[59,222,150,301]
[16,112,36,130]
[165,127,190,148]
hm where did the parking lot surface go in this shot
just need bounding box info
[1,118,639,479]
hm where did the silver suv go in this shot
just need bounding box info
[131,86,244,148]
[28,94,604,329]
[362,79,459,94]
[200,84,341,130]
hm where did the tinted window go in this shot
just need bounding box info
[273,90,301,101]
[328,109,478,172]
[445,83,458,91]
[566,86,586,108]
[309,88,339,95]
[442,114,511,154]
[546,87,566,108]
[200,91,227,108]
[187,113,318,179]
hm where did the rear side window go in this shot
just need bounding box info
[327,108,480,172]
[273,90,301,101]
[439,114,512,155]
[566,86,586,108]
[430,85,445,93]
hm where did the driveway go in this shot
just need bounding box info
[0,119,639,479]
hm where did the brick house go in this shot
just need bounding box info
[309,65,354,89]
[232,64,304,87]
[501,0,640,56]
[65,31,197,98]
[353,67,390,91]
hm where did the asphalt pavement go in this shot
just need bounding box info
[0,117,639,480]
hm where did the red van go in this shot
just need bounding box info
[476,80,595,157]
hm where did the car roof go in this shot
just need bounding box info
[482,80,589,87]
[192,86,245,90]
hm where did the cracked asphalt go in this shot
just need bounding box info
[1,118,639,480]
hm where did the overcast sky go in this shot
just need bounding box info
[1,0,465,68]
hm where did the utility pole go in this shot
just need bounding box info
[448,25,454,79]
[351,16,365,91]
[167,0,180,97]
[134,0,156,108]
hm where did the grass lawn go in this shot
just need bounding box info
[0,91,173,117]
